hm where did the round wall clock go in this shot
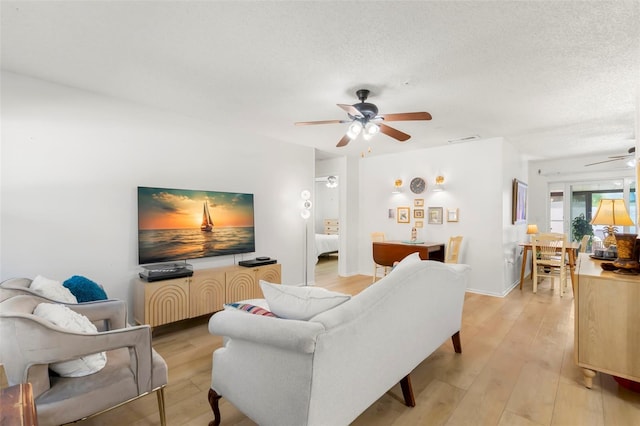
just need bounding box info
[410,177,426,194]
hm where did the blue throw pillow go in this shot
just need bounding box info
[63,275,108,302]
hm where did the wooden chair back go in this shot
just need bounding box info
[446,236,463,264]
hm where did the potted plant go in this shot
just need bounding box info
[572,213,594,249]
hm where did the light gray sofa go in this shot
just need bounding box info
[207,256,470,426]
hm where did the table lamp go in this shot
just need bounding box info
[590,199,638,272]
[526,224,539,242]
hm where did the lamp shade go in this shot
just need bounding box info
[526,224,539,234]
[590,199,634,226]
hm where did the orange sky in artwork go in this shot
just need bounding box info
[138,189,254,230]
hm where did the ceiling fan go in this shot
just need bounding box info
[295,89,432,147]
[585,146,636,167]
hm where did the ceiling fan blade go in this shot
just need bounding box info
[584,158,625,167]
[337,104,364,118]
[336,134,351,147]
[295,119,346,126]
[379,112,432,121]
[379,123,411,142]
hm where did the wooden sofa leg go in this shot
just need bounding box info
[451,331,462,354]
[208,388,222,426]
[400,374,416,407]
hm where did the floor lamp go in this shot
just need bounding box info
[301,190,312,286]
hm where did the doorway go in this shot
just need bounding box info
[548,178,636,248]
[314,176,339,284]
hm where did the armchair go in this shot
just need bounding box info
[0,294,168,426]
[1,277,123,331]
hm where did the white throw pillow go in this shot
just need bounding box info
[260,281,350,320]
[33,303,107,377]
[30,275,77,303]
[389,252,423,274]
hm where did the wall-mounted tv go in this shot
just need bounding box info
[137,186,255,265]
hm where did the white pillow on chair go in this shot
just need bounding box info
[30,275,77,303]
[33,303,107,377]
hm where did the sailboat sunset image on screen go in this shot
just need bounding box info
[137,186,255,264]
[201,201,214,232]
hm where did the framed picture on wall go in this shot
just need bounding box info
[397,207,410,223]
[512,179,528,224]
[428,207,443,224]
[414,208,424,218]
[447,208,459,222]
[415,220,424,228]
[414,198,424,207]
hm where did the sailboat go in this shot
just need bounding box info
[201,202,214,232]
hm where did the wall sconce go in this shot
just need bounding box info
[433,175,445,191]
[392,179,403,194]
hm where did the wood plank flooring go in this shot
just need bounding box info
[77,256,640,425]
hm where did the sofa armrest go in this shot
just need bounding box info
[208,310,325,353]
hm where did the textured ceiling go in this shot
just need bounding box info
[1,1,638,162]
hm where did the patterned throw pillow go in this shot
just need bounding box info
[224,302,278,317]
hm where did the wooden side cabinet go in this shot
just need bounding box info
[575,253,640,388]
[134,263,281,327]
[323,219,339,235]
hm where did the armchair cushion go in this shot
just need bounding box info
[63,275,108,302]
[259,281,350,320]
[33,303,107,377]
[30,275,77,303]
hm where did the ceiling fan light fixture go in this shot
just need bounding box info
[347,121,363,139]
[363,122,380,140]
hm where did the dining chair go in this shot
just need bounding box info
[371,232,389,282]
[445,236,463,264]
[579,234,590,253]
[531,233,569,297]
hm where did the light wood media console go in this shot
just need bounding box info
[133,263,281,327]
[575,253,640,388]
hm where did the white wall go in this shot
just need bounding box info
[501,140,529,292]
[358,137,525,296]
[1,72,315,309]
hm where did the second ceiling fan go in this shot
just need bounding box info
[295,89,432,147]
[585,146,636,167]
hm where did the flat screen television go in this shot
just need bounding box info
[137,186,255,265]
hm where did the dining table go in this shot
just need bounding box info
[372,241,445,267]
[519,241,581,293]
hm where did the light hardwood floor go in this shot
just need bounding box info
[78,256,640,425]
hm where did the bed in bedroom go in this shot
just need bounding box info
[315,219,339,262]
[315,233,339,258]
